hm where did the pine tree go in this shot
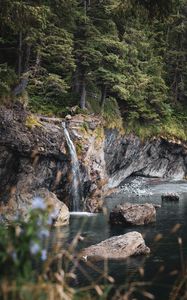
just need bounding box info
[0,0,186,130]
[72,1,103,109]
[0,0,50,96]
[165,1,187,105]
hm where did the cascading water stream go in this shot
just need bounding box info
[62,122,82,211]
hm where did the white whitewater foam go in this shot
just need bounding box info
[62,122,83,211]
[120,177,153,196]
[70,212,98,217]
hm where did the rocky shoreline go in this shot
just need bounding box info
[0,105,187,221]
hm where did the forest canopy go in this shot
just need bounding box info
[0,0,186,133]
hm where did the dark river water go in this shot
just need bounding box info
[58,178,187,299]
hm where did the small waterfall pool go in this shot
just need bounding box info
[57,178,187,299]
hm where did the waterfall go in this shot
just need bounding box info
[62,122,82,211]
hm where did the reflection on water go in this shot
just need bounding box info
[57,178,187,299]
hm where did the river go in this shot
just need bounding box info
[59,177,187,299]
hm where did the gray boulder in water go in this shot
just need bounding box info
[0,188,70,226]
[81,231,150,260]
[161,193,180,202]
[109,203,156,226]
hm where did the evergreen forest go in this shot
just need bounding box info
[0,0,187,138]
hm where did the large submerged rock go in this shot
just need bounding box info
[109,203,156,226]
[35,188,70,226]
[81,231,150,260]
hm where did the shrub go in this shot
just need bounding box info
[0,197,51,281]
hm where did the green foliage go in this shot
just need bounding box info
[165,5,187,105]
[126,117,187,141]
[0,1,50,34]
[41,26,75,75]
[95,125,104,139]
[82,121,89,132]
[119,22,170,123]
[0,64,17,100]
[76,142,84,156]
[87,94,101,114]
[88,96,123,131]
[25,115,42,129]
[0,0,186,139]
[28,95,70,116]
[103,97,123,130]
[0,198,112,300]
[28,70,72,113]
[0,201,50,281]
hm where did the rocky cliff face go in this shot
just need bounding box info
[0,105,187,217]
[0,105,71,221]
[105,129,187,188]
[0,106,106,216]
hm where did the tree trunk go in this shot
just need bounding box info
[73,68,80,94]
[33,51,41,76]
[18,31,23,77]
[84,0,87,16]
[80,77,87,109]
[100,85,107,110]
[24,44,31,72]
[12,76,29,96]
[12,48,37,97]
